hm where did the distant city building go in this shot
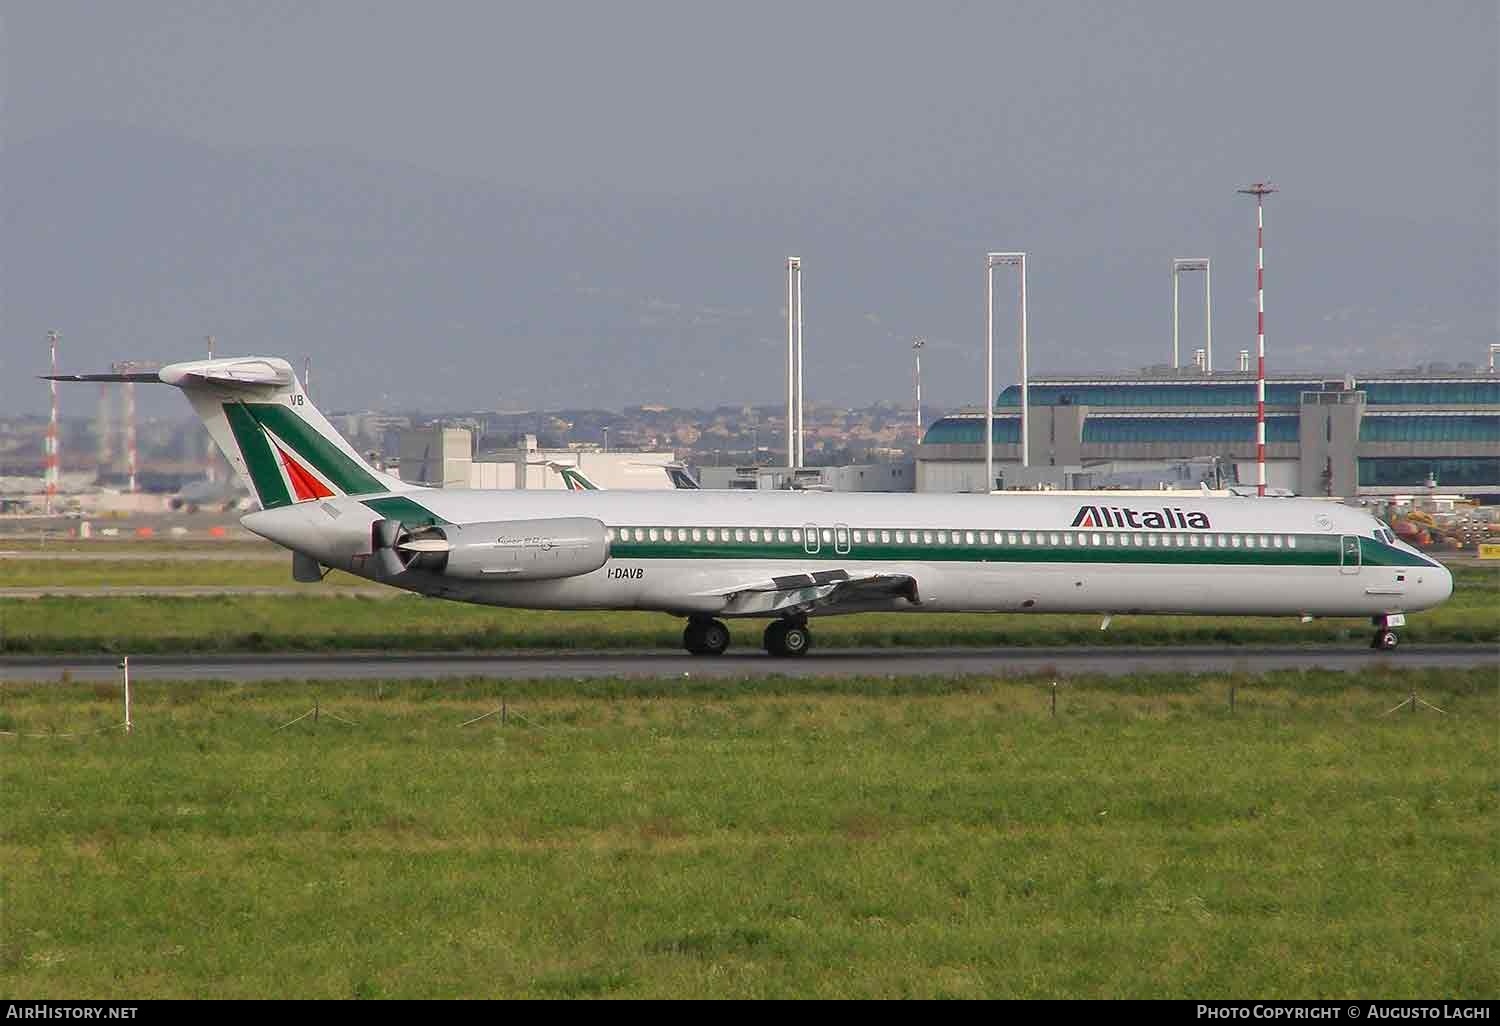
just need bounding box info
[698,462,915,492]
[396,428,692,490]
[916,368,1500,498]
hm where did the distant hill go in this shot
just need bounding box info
[5,123,1494,415]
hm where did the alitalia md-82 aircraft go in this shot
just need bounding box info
[49,357,1452,656]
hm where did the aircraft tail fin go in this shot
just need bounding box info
[47,357,413,510]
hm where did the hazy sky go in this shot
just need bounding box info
[8,1,1494,212]
[3,2,1496,414]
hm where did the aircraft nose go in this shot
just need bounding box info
[1432,562,1454,605]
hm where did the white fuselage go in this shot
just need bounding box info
[242,489,1453,621]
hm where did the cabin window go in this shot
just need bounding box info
[918,531,929,544]
[1020,533,1030,545]
[1189,535,1200,547]
[1048,533,1060,546]
[1008,533,1018,545]
[1075,533,1087,546]
[895,531,905,543]
[648,528,659,542]
[1146,534,1157,547]
[1091,533,1101,546]
[1259,535,1271,548]
[791,529,802,543]
[1062,533,1073,546]
[666,529,678,542]
[1287,536,1297,548]
[965,532,975,545]
[1203,535,1214,548]
[606,528,616,542]
[1102,534,1114,546]
[1273,536,1283,548]
[980,532,990,545]
[748,529,759,542]
[734,529,745,542]
[851,530,862,544]
[934,532,945,544]
[1231,535,1241,547]
[880,530,891,543]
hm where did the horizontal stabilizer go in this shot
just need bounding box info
[44,358,293,390]
[161,359,293,389]
[42,372,163,383]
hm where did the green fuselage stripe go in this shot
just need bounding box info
[224,403,292,509]
[606,533,1430,569]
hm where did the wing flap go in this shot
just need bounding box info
[720,571,919,617]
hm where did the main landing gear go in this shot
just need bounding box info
[1371,614,1404,651]
[680,617,814,657]
[763,618,812,658]
[683,617,731,656]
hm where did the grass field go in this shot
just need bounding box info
[0,563,1494,653]
[1,667,1494,998]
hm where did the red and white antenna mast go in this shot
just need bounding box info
[45,331,61,514]
[1238,181,1277,497]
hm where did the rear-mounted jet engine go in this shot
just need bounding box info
[370,517,610,581]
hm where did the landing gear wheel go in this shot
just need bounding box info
[764,620,812,658]
[684,618,730,656]
[1372,629,1400,651]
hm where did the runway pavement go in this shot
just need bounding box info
[2,645,1493,683]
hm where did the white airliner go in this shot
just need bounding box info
[49,358,1452,656]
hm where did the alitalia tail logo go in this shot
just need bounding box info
[1071,505,1212,530]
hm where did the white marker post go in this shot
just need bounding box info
[121,656,132,734]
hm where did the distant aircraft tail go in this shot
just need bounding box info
[46,357,412,510]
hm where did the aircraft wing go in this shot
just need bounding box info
[716,569,920,617]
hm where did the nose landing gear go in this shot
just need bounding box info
[1371,613,1405,651]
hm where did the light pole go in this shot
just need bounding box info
[987,252,1028,491]
[45,331,60,516]
[602,426,609,452]
[912,337,925,447]
[1172,259,1211,372]
[786,257,803,470]
[1238,182,1277,497]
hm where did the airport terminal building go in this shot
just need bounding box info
[915,369,1500,499]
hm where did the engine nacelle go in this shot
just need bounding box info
[377,516,611,582]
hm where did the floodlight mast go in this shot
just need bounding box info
[786,257,799,471]
[45,331,60,515]
[987,253,1028,493]
[1172,259,1211,372]
[1238,182,1277,497]
[912,337,926,448]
